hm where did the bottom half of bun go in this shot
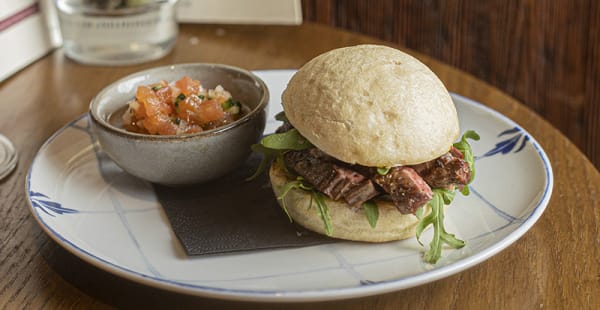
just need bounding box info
[269,162,432,242]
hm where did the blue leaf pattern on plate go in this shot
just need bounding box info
[30,191,77,216]
[481,127,529,158]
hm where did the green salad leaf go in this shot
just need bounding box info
[277,179,302,222]
[261,129,312,151]
[247,113,332,235]
[245,144,277,181]
[453,130,480,195]
[415,130,479,264]
[415,189,465,264]
[362,201,379,228]
[246,127,313,181]
[312,191,333,236]
[274,111,289,122]
[276,177,313,222]
[376,166,390,175]
[275,175,333,236]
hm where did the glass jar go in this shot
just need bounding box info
[54,0,179,66]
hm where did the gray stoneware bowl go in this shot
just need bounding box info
[89,63,269,185]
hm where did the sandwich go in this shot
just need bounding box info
[251,44,479,263]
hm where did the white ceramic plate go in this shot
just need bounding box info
[26,70,553,302]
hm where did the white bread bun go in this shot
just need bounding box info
[281,44,459,166]
[269,163,431,242]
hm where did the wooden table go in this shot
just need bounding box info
[1,23,598,309]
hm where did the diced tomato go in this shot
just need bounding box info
[135,85,178,135]
[155,85,173,105]
[179,122,203,134]
[137,86,173,117]
[175,76,201,97]
[197,99,225,124]
[177,97,225,126]
[177,95,203,123]
[124,78,241,135]
[132,101,146,120]
[143,113,178,135]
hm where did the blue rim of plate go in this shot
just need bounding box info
[24,70,553,302]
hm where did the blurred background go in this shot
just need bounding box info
[301,0,600,169]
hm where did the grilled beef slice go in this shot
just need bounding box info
[372,166,433,214]
[283,149,379,206]
[281,147,470,214]
[411,146,471,189]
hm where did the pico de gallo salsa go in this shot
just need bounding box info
[122,76,243,135]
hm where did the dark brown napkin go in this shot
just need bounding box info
[153,153,336,256]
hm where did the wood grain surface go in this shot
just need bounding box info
[302,0,600,169]
[0,23,598,309]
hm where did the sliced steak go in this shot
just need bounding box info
[281,145,472,215]
[343,180,380,206]
[322,165,366,200]
[411,147,471,189]
[283,148,379,206]
[373,166,433,214]
[283,149,335,188]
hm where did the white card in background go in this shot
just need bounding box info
[0,0,61,82]
[177,0,302,25]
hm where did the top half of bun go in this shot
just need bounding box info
[281,44,459,167]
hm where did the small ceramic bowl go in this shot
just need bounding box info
[89,63,269,185]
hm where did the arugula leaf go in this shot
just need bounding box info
[453,130,479,182]
[252,118,326,235]
[276,174,333,236]
[247,125,313,181]
[416,189,466,264]
[439,188,456,204]
[453,130,479,195]
[362,201,379,228]
[376,167,390,175]
[312,191,333,236]
[415,204,435,247]
[261,129,312,150]
[276,175,316,215]
[415,206,425,220]
[275,111,289,122]
[276,179,306,222]
[245,144,276,181]
[415,130,478,264]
